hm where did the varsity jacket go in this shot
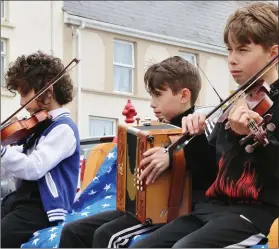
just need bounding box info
[1,108,80,222]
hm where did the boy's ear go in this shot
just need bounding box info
[47,86,54,98]
[269,44,278,58]
[180,88,191,104]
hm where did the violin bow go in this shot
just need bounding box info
[196,63,223,103]
[1,58,80,126]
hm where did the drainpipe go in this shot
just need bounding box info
[75,21,85,131]
[50,1,54,55]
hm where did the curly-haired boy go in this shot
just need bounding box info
[1,51,80,248]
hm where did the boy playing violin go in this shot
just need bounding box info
[59,56,217,248]
[128,2,279,248]
[1,51,80,248]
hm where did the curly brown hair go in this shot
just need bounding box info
[144,56,201,105]
[5,51,74,105]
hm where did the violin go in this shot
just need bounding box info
[166,55,279,155]
[1,110,51,146]
[1,58,80,146]
[220,79,276,153]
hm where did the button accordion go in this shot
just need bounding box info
[116,120,192,224]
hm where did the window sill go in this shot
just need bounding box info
[1,20,15,29]
[1,88,14,97]
[112,90,134,96]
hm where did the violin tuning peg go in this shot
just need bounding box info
[263,114,273,124]
[224,122,231,130]
[266,123,276,132]
[245,144,255,153]
[239,133,254,146]
[245,140,262,153]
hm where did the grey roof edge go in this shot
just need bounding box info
[63,10,228,57]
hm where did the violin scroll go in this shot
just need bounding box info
[239,114,276,153]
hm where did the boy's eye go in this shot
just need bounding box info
[239,46,249,52]
[151,92,161,97]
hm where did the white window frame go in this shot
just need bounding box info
[113,39,135,94]
[1,39,7,86]
[179,52,197,67]
[1,0,4,20]
[1,0,7,21]
[88,116,117,137]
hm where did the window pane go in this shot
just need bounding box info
[89,118,115,136]
[114,41,133,65]
[114,66,133,93]
[180,53,196,66]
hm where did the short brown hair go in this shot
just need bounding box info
[5,51,74,105]
[144,56,202,105]
[224,2,278,49]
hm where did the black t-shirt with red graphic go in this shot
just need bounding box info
[193,79,279,234]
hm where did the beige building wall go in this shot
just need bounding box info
[1,1,65,122]
[65,24,235,138]
[1,2,235,139]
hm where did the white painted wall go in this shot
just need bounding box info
[79,30,106,91]
[1,1,64,122]
[71,28,233,138]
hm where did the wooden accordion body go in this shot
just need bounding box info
[116,121,192,224]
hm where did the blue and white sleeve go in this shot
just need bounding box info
[1,124,77,180]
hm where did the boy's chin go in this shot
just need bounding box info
[233,75,249,86]
[26,108,40,115]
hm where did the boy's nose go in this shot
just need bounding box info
[228,52,238,66]
[150,102,156,109]
[150,98,156,109]
[20,97,26,107]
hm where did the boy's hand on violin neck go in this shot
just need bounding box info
[139,147,169,185]
[228,104,263,135]
[182,113,206,135]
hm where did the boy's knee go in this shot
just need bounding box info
[61,222,74,236]
[59,223,77,247]
[92,225,108,247]
[1,222,22,248]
